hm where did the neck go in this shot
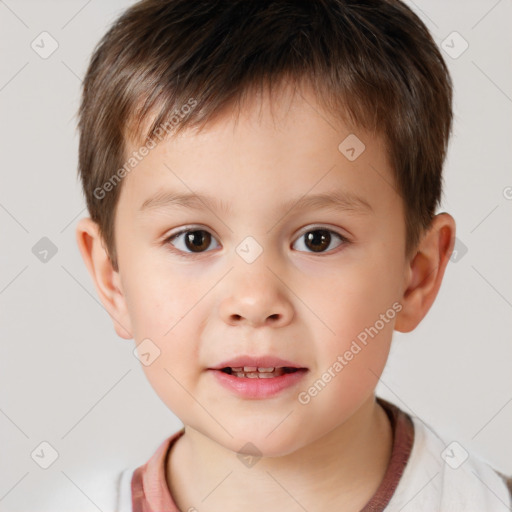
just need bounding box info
[167,396,392,512]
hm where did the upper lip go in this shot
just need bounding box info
[209,355,307,370]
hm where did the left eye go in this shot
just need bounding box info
[292,228,347,253]
[165,227,347,255]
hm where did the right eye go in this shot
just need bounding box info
[165,227,221,256]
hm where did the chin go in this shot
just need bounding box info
[222,421,310,459]
[231,437,299,459]
[186,408,319,458]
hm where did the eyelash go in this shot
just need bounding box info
[163,225,350,258]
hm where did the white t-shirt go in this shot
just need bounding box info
[39,402,510,511]
[113,413,511,511]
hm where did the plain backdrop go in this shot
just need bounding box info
[1,0,511,510]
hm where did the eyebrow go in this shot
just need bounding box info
[138,189,374,216]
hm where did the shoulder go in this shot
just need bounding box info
[76,466,136,512]
[32,467,134,512]
[115,466,136,512]
[83,465,136,512]
[385,411,512,511]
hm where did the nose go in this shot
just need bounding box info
[219,265,294,328]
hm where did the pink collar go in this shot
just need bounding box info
[131,397,414,512]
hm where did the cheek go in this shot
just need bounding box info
[122,272,193,374]
[126,275,202,413]
[309,263,399,335]
[302,252,400,381]
[122,258,195,338]
[299,317,393,423]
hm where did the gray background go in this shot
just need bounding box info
[1,0,511,510]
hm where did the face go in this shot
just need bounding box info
[113,81,409,456]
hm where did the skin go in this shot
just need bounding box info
[76,79,455,511]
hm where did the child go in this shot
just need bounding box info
[75,0,511,510]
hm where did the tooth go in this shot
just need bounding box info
[231,367,243,372]
[258,373,275,378]
[245,372,259,378]
[234,372,246,377]
[243,366,258,372]
[257,367,274,372]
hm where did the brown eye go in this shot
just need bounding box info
[293,228,347,254]
[167,229,220,254]
[184,230,211,252]
[305,230,331,252]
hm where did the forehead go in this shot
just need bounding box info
[118,81,398,220]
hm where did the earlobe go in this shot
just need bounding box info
[75,217,133,340]
[395,213,456,333]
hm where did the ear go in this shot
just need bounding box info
[75,217,133,340]
[394,213,456,333]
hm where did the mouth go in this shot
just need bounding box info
[208,356,308,398]
[209,356,307,376]
[219,366,304,378]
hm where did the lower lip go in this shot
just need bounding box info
[209,369,308,399]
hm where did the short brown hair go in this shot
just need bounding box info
[77,0,453,272]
